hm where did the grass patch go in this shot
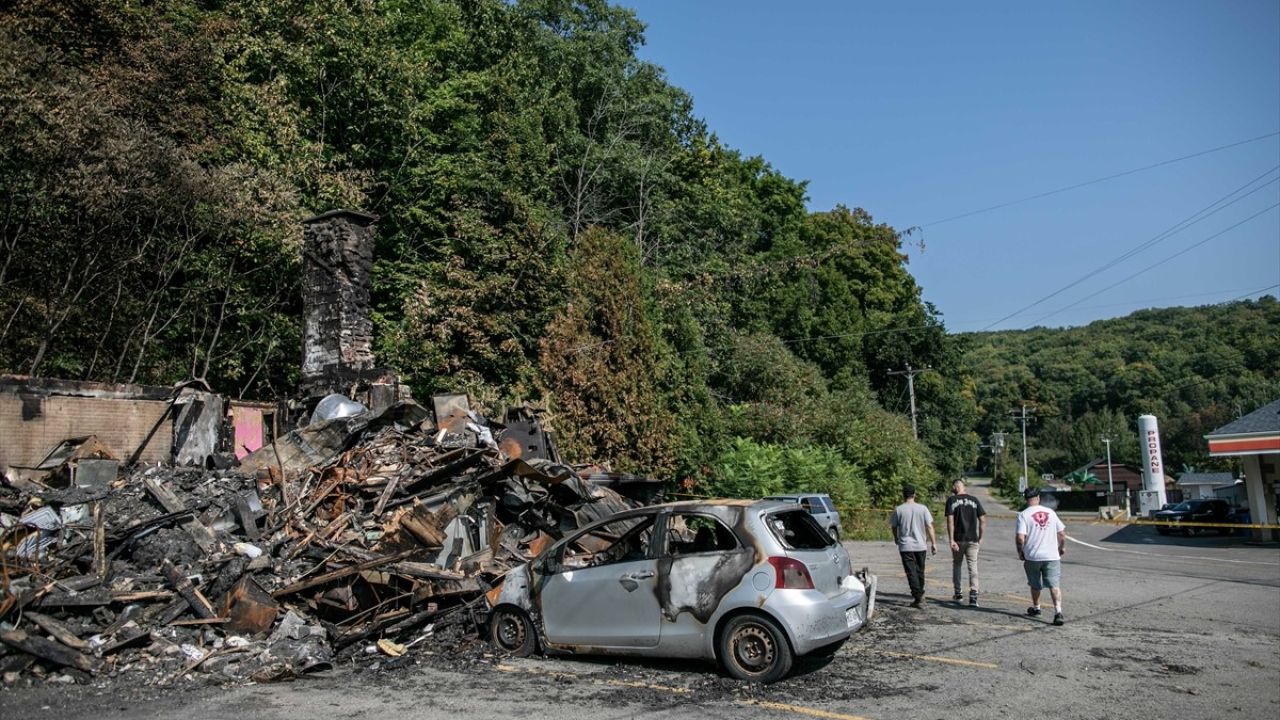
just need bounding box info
[842,507,894,541]
[839,500,946,542]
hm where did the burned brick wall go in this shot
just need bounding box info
[0,378,174,479]
[301,210,378,391]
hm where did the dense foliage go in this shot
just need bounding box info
[2,0,981,507]
[963,297,1280,486]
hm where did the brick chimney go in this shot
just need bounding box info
[301,209,377,388]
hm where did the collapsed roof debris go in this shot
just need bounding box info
[0,396,661,687]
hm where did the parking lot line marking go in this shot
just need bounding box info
[1066,534,1280,566]
[876,649,999,669]
[939,618,1026,631]
[498,662,877,719]
[746,700,872,720]
[606,678,693,694]
[496,663,692,693]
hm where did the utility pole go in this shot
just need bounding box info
[1101,434,1115,494]
[990,431,1007,484]
[1010,406,1035,492]
[889,364,933,440]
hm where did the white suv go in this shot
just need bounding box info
[763,493,843,540]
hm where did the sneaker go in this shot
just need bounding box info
[1053,612,1065,626]
[952,592,963,602]
[969,592,979,608]
[1026,606,1042,617]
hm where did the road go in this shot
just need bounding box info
[4,480,1278,719]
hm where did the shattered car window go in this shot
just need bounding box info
[665,513,738,555]
[560,515,655,569]
[767,509,835,550]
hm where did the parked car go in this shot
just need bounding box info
[1153,499,1234,535]
[485,499,876,683]
[763,493,843,540]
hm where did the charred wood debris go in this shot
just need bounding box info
[0,398,661,687]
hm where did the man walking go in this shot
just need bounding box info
[945,479,987,606]
[890,484,936,608]
[1015,487,1067,625]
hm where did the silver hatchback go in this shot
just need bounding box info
[485,499,876,683]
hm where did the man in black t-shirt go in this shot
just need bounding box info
[945,479,987,606]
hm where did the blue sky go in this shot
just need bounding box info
[622,0,1280,331]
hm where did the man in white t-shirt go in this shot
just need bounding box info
[1015,487,1067,625]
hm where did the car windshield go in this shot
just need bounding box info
[1170,502,1196,511]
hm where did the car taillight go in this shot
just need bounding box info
[767,556,815,589]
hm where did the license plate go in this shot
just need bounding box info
[845,607,860,628]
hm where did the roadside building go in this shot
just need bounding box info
[1068,459,1177,510]
[1177,472,1235,500]
[1070,459,1173,493]
[1214,478,1249,508]
[0,376,278,483]
[1205,399,1280,542]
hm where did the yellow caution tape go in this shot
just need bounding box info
[983,512,1280,530]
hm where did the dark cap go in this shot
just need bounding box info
[1023,487,1041,499]
[902,484,916,498]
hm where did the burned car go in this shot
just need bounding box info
[484,499,876,683]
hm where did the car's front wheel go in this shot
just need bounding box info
[489,606,537,657]
[828,526,840,541]
[718,613,794,683]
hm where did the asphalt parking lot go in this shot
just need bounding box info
[4,485,1278,720]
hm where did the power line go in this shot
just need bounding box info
[1224,283,1279,302]
[1034,203,1274,324]
[981,166,1280,330]
[920,131,1280,228]
[1023,285,1279,315]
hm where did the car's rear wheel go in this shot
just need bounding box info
[489,606,537,657]
[828,526,840,541]
[718,613,794,683]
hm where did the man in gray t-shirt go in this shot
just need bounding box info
[890,484,937,608]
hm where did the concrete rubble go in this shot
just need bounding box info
[0,396,659,687]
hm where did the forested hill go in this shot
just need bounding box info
[962,297,1280,479]
[0,0,976,507]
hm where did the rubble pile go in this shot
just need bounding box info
[0,397,658,686]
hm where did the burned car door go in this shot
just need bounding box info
[540,513,662,648]
[653,511,755,654]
